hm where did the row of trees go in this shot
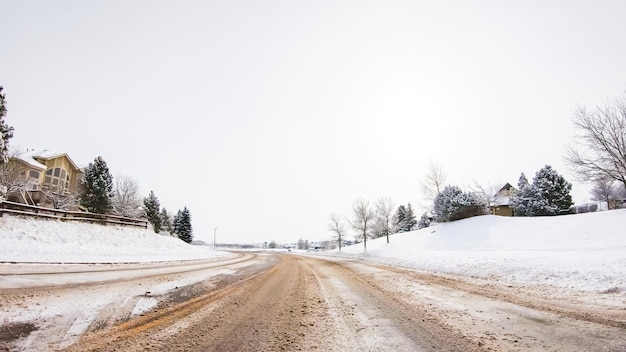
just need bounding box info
[327,91,626,251]
[0,85,194,243]
[333,164,575,251]
[433,164,575,219]
[328,198,419,251]
[143,190,193,243]
[431,164,574,220]
[405,92,626,221]
[40,154,195,243]
[64,157,194,243]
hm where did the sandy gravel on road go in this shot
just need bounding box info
[62,255,476,352]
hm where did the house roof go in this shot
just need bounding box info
[16,150,81,171]
[490,183,513,207]
[495,183,513,193]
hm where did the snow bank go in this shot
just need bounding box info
[323,210,626,292]
[0,215,229,263]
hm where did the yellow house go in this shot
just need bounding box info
[490,183,514,216]
[4,150,84,205]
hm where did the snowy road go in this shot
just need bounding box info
[1,253,625,351]
[0,252,269,351]
[0,253,255,289]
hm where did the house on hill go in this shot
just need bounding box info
[3,150,84,206]
[490,183,513,216]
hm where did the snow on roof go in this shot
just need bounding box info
[493,183,513,195]
[16,149,81,171]
[15,150,47,170]
[491,195,510,207]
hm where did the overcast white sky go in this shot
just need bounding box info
[1,1,625,245]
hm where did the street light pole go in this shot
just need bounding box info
[214,227,218,251]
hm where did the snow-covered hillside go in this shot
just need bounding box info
[321,210,626,293]
[0,215,229,263]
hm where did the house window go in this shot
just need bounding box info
[44,167,69,193]
[29,170,40,179]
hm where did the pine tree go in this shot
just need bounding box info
[511,167,573,216]
[510,172,534,216]
[143,191,162,233]
[80,156,114,214]
[0,86,14,165]
[173,210,181,235]
[404,203,417,231]
[532,165,573,215]
[391,203,418,232]
[173,206,193,243]
[160,208,173,235]
[392,205,407,232]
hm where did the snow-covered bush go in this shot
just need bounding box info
[417,212,431,229]
[433,185,483,222]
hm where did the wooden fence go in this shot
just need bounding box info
[0,200,148,228]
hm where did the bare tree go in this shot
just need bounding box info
[420,161,447,208]
[590,177,624,209]
[469,180,505,215]
[372,196,394,243]
[41,188,78,210]
[112,174,143,218]
[0,148,31,200]
[565,94,626,188]
[350,198,374,251]
[327,212,347,251]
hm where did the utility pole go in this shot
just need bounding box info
[214,227,218,250]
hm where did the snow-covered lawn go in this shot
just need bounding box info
[0,215,228,263]
[317,209,626,293]
[0,214,242,350]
